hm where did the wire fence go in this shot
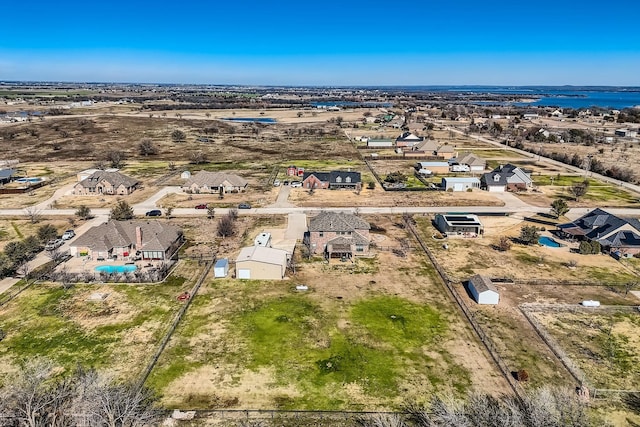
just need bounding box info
[403,217,523,399]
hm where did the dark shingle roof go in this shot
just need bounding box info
[309,212,370,232]
[559,208,640,244]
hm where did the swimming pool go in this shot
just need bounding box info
[15,177,44,183]
[95,264,137,274]
[538,236,561,248]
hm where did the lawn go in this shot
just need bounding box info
[532,310,640,390]
[148,232,504,410]
[0,272,191,382]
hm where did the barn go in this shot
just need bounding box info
[468,275,499,305]
[235,246,288,280]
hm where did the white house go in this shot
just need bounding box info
[468,275,499,305]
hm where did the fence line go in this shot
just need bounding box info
[403,217,523,399]
[136,256,215,391]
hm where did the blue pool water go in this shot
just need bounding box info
[222,117,276,123]
[95,264,137,274]
[15,177,43,183]
[538,236,561,248]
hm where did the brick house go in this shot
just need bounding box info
[182,171,248,194]
[302,171,361,190]
[73,170,139,196]
[306,212,371,259]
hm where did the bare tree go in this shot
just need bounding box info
[171,129,186,142]
[76,205,92,220]
[189,150,207,164]
[24,206,42,224]
[164,206,173,218]
[105,150,125,169]
[206,205,215,219]
[568,181,589,201]
[217,214,235,237]
[138,138,158,156]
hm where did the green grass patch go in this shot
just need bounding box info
[10,222,23,239]
[472,149,529,159]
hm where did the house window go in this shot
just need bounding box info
[356,245,364,252]
[335,176,342,183]
[346,176,351,183]
[319,232,324,237]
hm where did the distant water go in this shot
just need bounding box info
[312,101,393,108]
[222,117,276,123]
[388,86,640,109]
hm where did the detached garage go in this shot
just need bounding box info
[468,274,500,305]
[235,246,288,280]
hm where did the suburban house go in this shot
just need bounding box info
[436,144,457,160]
[411,139,439,152]
[453,152,486,172]
[434,214,483,237]
[396,132,424,148]
[70,220,183,261]
[468,275,499,305]
[557,208,640,256]
[415,161,450,175]
[235,246,289,280]
[302,171,361,190]
[480,164,532,192]
[441,177,481,192]
[73,170,139,196]
[307,211,371,258]
[183,171,248,194]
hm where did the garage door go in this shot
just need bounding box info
[237,269,251,279]
[453,183,464,192]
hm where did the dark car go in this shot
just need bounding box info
[145,209,162,217]
[195,204,208,209]
[238,203,251,209]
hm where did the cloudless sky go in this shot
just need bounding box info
[1,0,639,85]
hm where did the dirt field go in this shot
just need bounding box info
[531,309,640,390]
[147,215,510,410]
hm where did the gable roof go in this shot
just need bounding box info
[71,220,181,253]
[456,152,486,167]
[396,131,423,142]
[437,144,456,153]
[185,171,248,188]
[481,164,532,187]
[469,274,498,294]
[558,208,640,244]
[78,171,139,189]
[309,212,370,232]
[329,171,361,184]
[412,139,439,152]
[302,171,331,182]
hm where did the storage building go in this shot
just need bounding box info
[468,275,499,305]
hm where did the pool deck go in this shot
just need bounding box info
[59,256,164,275]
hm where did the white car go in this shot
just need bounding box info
[45,239,64,251]
[290,181,302,188]
[273,179,281,187]
[61,230,75,240]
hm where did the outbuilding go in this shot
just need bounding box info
[235,246,288,280]
[214,258,229,278]
[441,177,480,192]
[468,275,499,305]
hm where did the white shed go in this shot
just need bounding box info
[468,275,499,305]
[181,170,191,180]
[214,258,229,278]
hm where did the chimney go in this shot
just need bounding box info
[136,226,143,250]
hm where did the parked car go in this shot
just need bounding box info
[283,180,290,186]
[273,179,281,187]
[145,209,162,217]
[290,181,302,188]
[238,203,252,209]
[45,239,64,251]
[61,230,75,240]
[195,204,208,209]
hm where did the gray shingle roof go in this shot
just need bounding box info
[469,274,498,293]
[78,171,139,190]
[71,220,181,253]
[456,152,486,167]
[308,212,370,232]
[559,208,640,245]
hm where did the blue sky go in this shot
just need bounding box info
[1,0,639,85]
